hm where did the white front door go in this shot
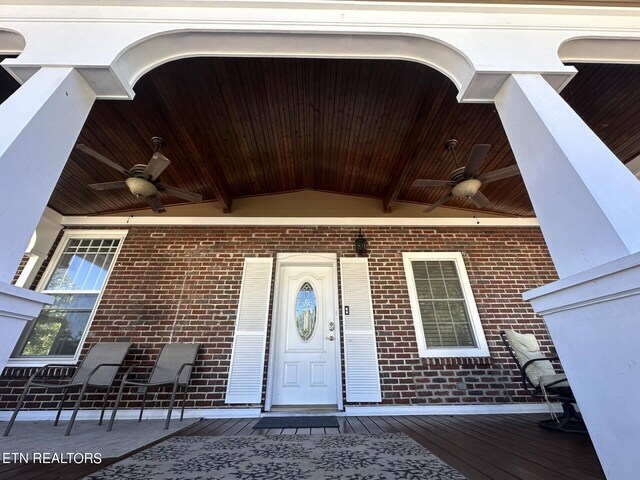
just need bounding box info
[269,255,339,407]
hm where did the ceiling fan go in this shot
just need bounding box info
[76,137,203,213]
[412,139,521,213]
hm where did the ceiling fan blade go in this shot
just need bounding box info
[470,190,490,209]
[76,144,131,176]
[464,144,491,178]
[423,192,452,213]
[143,152,171,181]
[146,194,166,213]
[412,179,455,188]
[477,164,521,183]
[156,183,203,203]
[87,181,128,191]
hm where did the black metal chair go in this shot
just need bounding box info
[3,342,132,437]
[107,343,200,431]
[500,330,586,434]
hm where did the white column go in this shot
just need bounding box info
[495,73,640,480]
[495,74,640,279]
[0,67,96,370]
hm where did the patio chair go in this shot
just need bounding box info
[500,330,586,434]
[3,342,132,437]
[107,343,200,431]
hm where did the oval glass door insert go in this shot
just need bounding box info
[295,282,317,342]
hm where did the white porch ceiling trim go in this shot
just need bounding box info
[59,215,540,227]
[2,1,639,101]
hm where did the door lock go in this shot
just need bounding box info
[328,322,335,332]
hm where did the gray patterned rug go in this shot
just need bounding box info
[86,433,467,479]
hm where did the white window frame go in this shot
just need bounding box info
[8,229,128,367]
[402,252,489,358]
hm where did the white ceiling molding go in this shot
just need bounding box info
[60,215,540,227]
[1,2,638,101]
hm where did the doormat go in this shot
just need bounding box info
[253,415,339,429]
[85,433,467,479]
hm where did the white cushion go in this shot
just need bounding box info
[504,330,558,387]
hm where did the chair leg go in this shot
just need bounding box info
[539,401,587,434]
[107,381,128,432]
[54,389,69,427]
[98,390,109,426]
[2,385,31,437]
[180,385,188,422]
[65,383,89,436]
[138,388,148,423]
[165,382,180,430]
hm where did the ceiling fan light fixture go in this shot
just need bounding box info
[125,177,158,198]
[451,178,481,199]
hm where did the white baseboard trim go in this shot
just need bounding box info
[344,403,562,416]
[0,404,560,422]
[0,408,262,422]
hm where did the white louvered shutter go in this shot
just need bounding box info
[340,257,382,402]
[225,257,273,404]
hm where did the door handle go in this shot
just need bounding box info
[326,336,334,341]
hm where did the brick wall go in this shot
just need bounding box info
[0,226,558,411]
[11,256,29,285]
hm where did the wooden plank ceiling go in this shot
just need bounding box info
[1,58,639,217]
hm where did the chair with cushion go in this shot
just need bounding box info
[107,343,200,431]
[500,330,586,433]
[3,342,132,437]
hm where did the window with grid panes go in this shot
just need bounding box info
[402,252,489,358]
[13,232,126,360]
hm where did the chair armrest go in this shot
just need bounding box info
[119,365,136,382]
[520,357,565,393]
[120,363,195,388]
[174,363,195,384]
[544,377,569,390]
[120,364,155,385]
[83,363,125,385]
[522,356,560,372]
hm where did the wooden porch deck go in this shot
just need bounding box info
[0,414,604,480]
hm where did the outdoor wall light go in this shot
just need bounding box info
[355,229,368,257]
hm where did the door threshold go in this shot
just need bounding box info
[267,405,340,415]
